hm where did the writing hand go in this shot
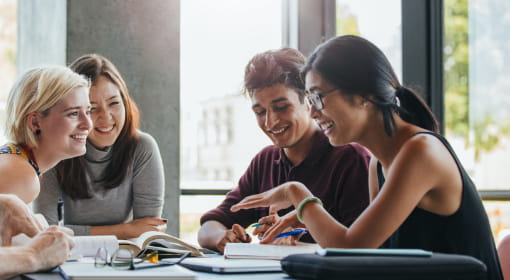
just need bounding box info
[0,194,44,246]
[257,210,305,244]
[27,226,75,271]
[216,224,251,254]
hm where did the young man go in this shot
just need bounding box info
[198,48,370,253]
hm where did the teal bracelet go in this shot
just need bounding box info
[296,197,323,224]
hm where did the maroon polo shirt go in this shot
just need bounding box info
[200,131,370,241]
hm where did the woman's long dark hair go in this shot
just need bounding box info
[56,54,140,199]
[301,35,438,135]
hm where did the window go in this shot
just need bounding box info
[180,0,281,242]
[0,0,17,144]
[335,0,402,80]
[444,0,510,242]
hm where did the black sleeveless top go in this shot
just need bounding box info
[378,132,503,280]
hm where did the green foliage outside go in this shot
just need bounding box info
[444,0,469,142]
[337,0,508,161]
[444,0,510,160]
[336,4,360,36]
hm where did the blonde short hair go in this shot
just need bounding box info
[5,66,89,147]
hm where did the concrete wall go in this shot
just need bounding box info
[17,0,67,73]
[18,0,181,236]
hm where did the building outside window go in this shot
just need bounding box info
[180,0,280,243]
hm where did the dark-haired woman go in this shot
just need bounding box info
[231,35,503,280]
[34,54,166,239]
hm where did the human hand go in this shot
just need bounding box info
[257,209,305,244]
[216,224,251,254]
[26,226,75,271]
[0,194,44,245]
[231,181,312,213]
[125,217,168,238]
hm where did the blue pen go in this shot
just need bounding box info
[274,229,308,239]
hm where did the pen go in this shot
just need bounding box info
[274,229,308,239]
[57,198,63,226]
[251,222,273,228]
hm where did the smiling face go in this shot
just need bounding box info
[251,84,314,148]
[37,86,92,159]
[88,75,126,149]
[305,70,369,146]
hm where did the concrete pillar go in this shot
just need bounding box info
[18,0,181,236]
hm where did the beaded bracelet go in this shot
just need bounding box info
[296,197,323,224]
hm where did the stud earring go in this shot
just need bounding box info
[363,102,368,107]
[35,129,41,135]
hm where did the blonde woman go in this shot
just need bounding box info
[0,66,89,277]
[0,66,92,203]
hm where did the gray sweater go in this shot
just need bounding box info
[34,131,165,235]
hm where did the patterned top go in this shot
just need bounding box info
[0,143,41,176]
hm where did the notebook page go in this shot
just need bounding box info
[224,243,321,260]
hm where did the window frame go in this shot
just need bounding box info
[180,0,510,201]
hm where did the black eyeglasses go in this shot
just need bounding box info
[305,88,339,110]
[94,247,190,270]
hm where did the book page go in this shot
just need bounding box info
[129,231,204,257]
[224,243,321,260]
[71,235,119,258]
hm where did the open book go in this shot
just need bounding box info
[224,242,321,260]
[13,231,205,259]
[119,231,205,257]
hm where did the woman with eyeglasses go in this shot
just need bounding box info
[34,54,166,239]
[231,35,503,280]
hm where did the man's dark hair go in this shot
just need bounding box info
[244,47,306,102]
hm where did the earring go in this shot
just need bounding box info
[363,102,368,107]
[35,129,41,135]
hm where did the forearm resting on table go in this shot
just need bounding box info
[0,247,41,280]
[90,224,133,239]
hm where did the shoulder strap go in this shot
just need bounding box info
[0,143,40,176]
[376,161,385,190]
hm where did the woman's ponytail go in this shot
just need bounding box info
[396,86,439,133]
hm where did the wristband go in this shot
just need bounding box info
[296,197,323,224]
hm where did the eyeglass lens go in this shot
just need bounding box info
[94,247,109,268]
[95,248,135,270]
[306,94,323,110]
[111,248,135,270]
